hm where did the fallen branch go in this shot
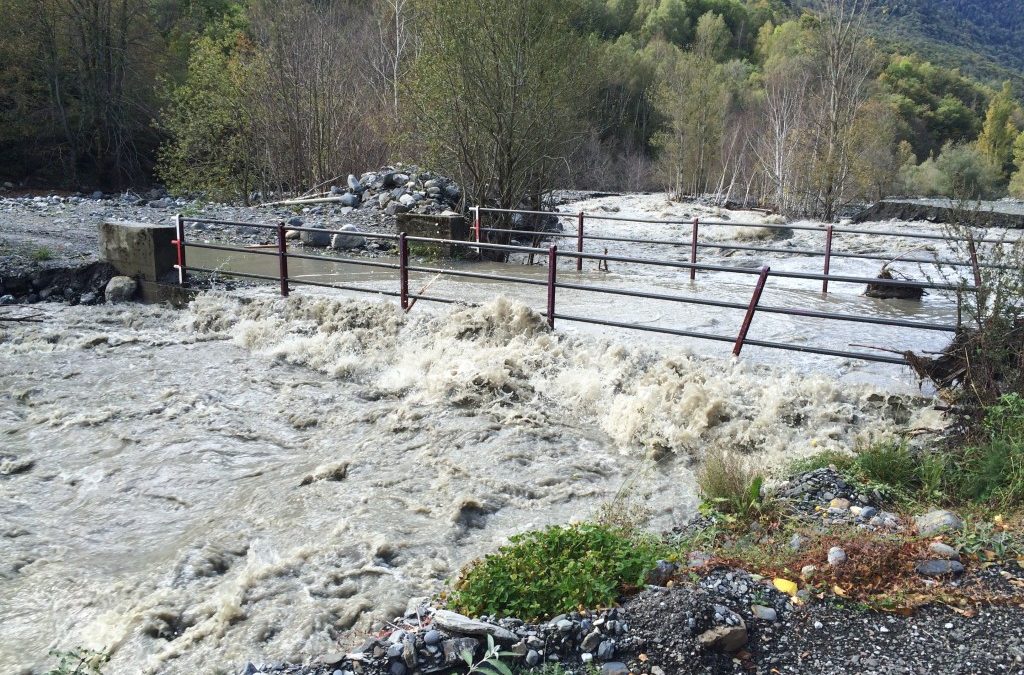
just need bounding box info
[405,273,443,313]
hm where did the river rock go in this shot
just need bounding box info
[339,192,361,208]
[827,546,847,566]
[347,174,363,192]
[601,663,628,675]
[928,542,960,560]
[301,224,332,247]
[441,638,478,665]
[430,610,517,643]
[915,510,963,536]
[331,225,365,250]
[751,605,778,621]
[916,560,965,577]
[697,622,747,653]
[104,276,136,302]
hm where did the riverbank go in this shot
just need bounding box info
[245,460,1024,675]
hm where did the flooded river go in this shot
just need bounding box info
[0,194,974,673]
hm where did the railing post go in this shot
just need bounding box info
[173,213,187,286]
[733,265,770,357]
[399,232,409,310]
[576,211,584,272]
[690,217,699,281]
[473,206,481,243]
[822,225,834,294]
[547,244,558,329]
[276,221,289,297]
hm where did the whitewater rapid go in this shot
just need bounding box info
[0,290,940,674]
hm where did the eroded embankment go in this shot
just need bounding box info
[0,292,935,674]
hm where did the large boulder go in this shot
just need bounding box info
[331,224,365,250]
[301,224,332,247]
[914,509,963,536]
[104,276,137,303]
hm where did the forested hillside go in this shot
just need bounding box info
[855,0,1024,89]
[1,0,1023,219]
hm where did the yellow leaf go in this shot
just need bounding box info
[833,585,847,597]
[994,514,1004,525]
[773,578,798,596]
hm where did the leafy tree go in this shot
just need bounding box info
[158,24,261,202]
[409,0,593,213]
[977,82,1022,177]
[1009,131,1024,199]
[934,142,1003,199]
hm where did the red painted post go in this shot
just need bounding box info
[822,225,834,294]
[546,244,558,329]
[733,265,770,357]
[576,211,584,272]
[399,232,409,310]
[276,222,290,297]
[173,213,187,285]
[473,206,481,243]
[690,217,699,281]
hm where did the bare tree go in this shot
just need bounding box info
[366,0,416,122]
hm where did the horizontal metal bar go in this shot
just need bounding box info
[406,265,549,287]
[552,313,907,364]
[553,281,956,332]
[284,251,401,270]
[185,242,280,257]
[280,225,399,241]
[406,292,464,305]
[479,225,1008,270]
[288,278,402,297]
[404,235,541,255]
[181,217,278,230]
[185,266,282,282]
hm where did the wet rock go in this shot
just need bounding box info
[915,510,963,537]
[431,610,517,643]
[104,276,137,302]
[0,294,14,305]
[916,560,965,577]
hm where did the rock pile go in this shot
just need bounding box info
[290,166,462,218]
[775,467,900,530]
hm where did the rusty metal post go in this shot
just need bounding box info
[822,225,834,294]
[576,211,584,272]
[276,222,290,297]
[733,266,770,357]
[547,245,558,329]
[473,206,481,243]
[967,237,982,289]
[690,217,699,281]
[399,232,409,310]
[173,213,187,285]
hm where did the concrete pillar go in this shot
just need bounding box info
[98,220,177,282]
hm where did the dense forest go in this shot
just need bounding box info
[1,0,1022,220]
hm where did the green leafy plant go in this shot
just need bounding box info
[696,450,766,522]
[450,524,661,621]
[853,441,921,497]
[31,246,54,262]
[45,648,109,675]
[460,635,514,675]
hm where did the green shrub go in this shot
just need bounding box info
[696,450,764,521]
[788,450,855,475]
[31,246,53,262]
[450,524,661,620]
[853,441,921,495]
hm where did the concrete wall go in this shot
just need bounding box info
[396,213,471,258]
[98,220,178,282]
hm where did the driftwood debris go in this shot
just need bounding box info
[864,268,924,300]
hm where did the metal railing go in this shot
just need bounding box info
[172,211,983,367]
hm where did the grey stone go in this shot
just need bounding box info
[378,192,392,207]
[601,663,628,675]
[91,191,104,200]
[525,650,541,667]
[441,638,479,666]
[751,605,778,621]
[556,619,573,633]
[104,276,137,302]
[339,192,361,208]
[789,534,807,552]
[859,506,878,519]
[928,542,960,560]
[148,198,172,209]
[688,550,712,567]
[581,629,602,652]
[0,295,14,305]
[915,510,963,536]
[399,193,416,207]
[386,643,404,659]
[322,653,346,666]
[424,630,442,646]
[301,224,332,247]
[385,202,409,216]
[646,560,677,585]
[348,174,363,192]
[697,622,748,652]
[827,546,847,566]
[331,225,365,250]
[389,662,406,675]
[916,560,965,577]
[597,640,615,661]
[431,609,517,643]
